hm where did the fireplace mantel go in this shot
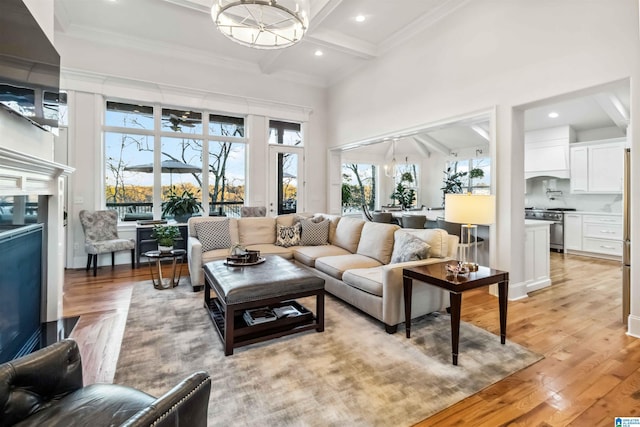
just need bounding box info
[0,146,74,196]
[0,146,74,330]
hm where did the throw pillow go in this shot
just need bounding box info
[275,223,301,247]
[391,232,431,263]
[194,219,232,252]
[299,218,329,246]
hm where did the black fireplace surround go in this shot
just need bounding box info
[0,223,43,364]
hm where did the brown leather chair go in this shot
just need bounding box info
[0,339,211,427]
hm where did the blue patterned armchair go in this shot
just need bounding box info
[79,210,135,276]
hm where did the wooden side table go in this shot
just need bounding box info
[144,249,186,290]
[403,261,509,365]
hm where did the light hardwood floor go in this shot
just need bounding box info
[64,253,635,426]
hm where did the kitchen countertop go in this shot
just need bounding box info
[570,211,622,216]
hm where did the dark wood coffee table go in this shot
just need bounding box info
[203,256,325,356]
[403,262,509,365]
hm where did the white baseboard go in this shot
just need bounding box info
[627,314,640,338]
[525,278,551,293]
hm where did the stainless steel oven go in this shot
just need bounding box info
[525,208,576,252]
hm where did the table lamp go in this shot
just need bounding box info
[444,193,495,271]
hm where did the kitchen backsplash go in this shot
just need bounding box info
[525,176,623,213]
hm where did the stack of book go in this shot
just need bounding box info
[243,304,303,326]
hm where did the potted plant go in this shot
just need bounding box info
[151,225,181,252]
[162,188,202,223]
[441,167,485,206]
[390,172,416,210]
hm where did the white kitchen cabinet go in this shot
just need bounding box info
[582,214,623,257]
[566,213,623,258]
[564,213,582,251]
[569,146,588,193]
[524,221,551,293]
[570,139,625,194]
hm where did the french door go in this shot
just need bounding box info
[268,145,303,215]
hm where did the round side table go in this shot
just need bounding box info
[144,249,186,290]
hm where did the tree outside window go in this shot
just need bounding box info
[104,101,246,219]
[342,163,376,214]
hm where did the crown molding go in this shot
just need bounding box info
[57,24,328,89]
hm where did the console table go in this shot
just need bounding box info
[403,262,509,365]
[135,224,187,268]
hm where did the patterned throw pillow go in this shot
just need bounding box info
[276,223,301,247]
[194,220,232,252]
[299,218,329,246]
[391,232,431,263]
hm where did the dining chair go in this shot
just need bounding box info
[79,209,135,276]
[361,204,373,221]
[372,212,393,223]
[400,215,427,229]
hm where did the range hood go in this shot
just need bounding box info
[524,126,573,179]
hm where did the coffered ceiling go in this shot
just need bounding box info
[53,0,630,154]
[54,0,471,88]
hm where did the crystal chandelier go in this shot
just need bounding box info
[212,0,310,49]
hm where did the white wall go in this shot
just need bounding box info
[327,0,640,301]
[55,32,328,268]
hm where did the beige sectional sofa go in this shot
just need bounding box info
[187,214,459,333]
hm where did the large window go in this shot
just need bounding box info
[444,156,491,195]
[342,163,377,215]
[104,101,246,220]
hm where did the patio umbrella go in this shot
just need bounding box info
[124,160,201,186]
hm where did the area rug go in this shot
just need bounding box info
[115,281,542,427]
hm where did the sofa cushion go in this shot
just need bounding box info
[342,267,384,297]
[292,245,352,267]
[356,222,399,264]
[300,218,329,246]
[238,217,276,246]
[194,219,232,251]
[400,228,449,258]
[391,231,431,263]
[244,244,294,259]
[315,254,382,280]
[315,214,341,244]
[275,223,301,247]
[276,213,313,228]
[331,217,365,253]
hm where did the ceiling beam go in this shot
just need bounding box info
[412,139,432,158]
[471,124,490,141]
[306,30,377,59]
[594,92,630,130]
[413,134,450,155]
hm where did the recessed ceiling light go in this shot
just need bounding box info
[355,15,366,22]
[314,50,323,57]
[548,112,559,118]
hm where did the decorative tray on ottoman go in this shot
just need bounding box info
[224,250,265,266]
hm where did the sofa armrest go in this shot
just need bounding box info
[187,235,204,287]
[122,371,211,427]
[381,258,452,324]
[0,339,83,426]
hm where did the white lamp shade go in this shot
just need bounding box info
[444,194,495,225]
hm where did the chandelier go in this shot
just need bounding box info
[384,140,398,178]
[211,0,310,49]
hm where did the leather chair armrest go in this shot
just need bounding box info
[122,371,211,427]
[0,339,83,425]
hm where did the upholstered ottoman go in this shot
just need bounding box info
[203,256,325,355]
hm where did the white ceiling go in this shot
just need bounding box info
[53,0,630,154]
